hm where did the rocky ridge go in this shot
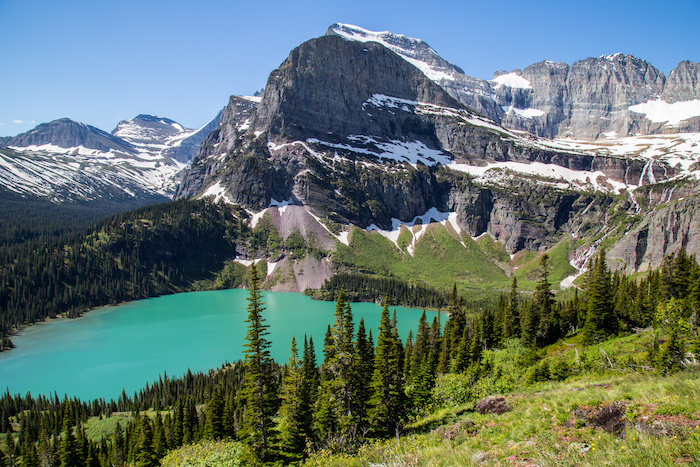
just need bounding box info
[177,29,700,286]
[329,24,700,141]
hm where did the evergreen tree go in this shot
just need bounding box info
[59,402,79,467]
[299,336,318,444]
[582,248,616,343]
[238,262,276,461]
[367,302,405,436]
[409,311,429,382]
[533,254,557,346]
[152,414,167,460]
[204,386,225,440]
[276,336,305,460]
[351,318,373,433]
[135,416,155,467]
[503,276,520,338]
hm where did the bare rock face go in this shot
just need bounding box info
[561,54,666,139]
[175,96,259,200]
[252,34,460,141]
[662,61,700,103]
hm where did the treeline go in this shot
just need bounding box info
[0,199,243,348]
[310,273,449,308]
[478,248,700,354]
[2,250,700,465]
[0,190,164,248]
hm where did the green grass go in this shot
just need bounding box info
[514,235,577,288]
[333,224,511,301]
[304,370,700,467]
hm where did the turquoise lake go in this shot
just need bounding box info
[0,289,438,401]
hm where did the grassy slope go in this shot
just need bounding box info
[331,224,578,302]
[305,331,700,466]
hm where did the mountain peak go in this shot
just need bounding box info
[132,114,180,126]
[1,118,136,153]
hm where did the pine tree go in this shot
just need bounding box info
[59,402,78,467]
[582,248,616,343]
[533,254,557,347]
[152,414,167,460]
[135,416,155,467]
[276,336,305,460]
[503,276,520,338]
[367,302,405,436]
[204,386,225,440]
[238,262,276,461]
[299,336,318,444]
[351,318,373,432]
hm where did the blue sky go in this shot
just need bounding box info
[1,0,698,137]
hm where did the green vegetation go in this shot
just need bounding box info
[1,247,699,466]
[160,440,255,467]
[333,224,511,304]
[310,273,448,308]
[0,199,244,347]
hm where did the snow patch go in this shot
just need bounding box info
[239,95,263,103]
[267,261,278,278]
[629,99,700,126]
[502,106,545,119]
[308,135,452,167]
[449,161,632,194]
[492,72,532,89]
[365,208,461,256]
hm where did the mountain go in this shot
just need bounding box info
[111,111,224,163]
[0,118,137,153]
[0,118,182,203]
[174,25,700,293]
[328,24,700,141]
[0,108,225,205]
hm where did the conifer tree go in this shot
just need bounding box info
[238,262,276,461]
[533,254,557,346]
[351,318,373,432]
[152,414,167,460]
[299,336,318,443]
[367,302,405,436]
[135,416,156,467]
[204,386,224,440]
[59,402,78,467]
[504,276,520,338]
[276,336,305,460]
[582,248,616,343]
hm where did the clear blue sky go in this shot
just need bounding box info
[1,0,698,137]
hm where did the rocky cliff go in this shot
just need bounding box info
[328,25,700,141]
[173,26,700,285]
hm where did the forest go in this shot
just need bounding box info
[1,243,699,466]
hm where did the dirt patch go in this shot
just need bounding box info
[573,402,626,435]
[476,397,511,415]
[432,421,476,440]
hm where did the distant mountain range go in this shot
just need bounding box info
[0,111,222,203]
[2,23,699,285]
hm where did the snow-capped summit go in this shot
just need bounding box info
[112,112,224,163]
[0,118,137,154]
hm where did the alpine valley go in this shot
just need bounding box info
[3,24,700,297]
[3,22,700,467]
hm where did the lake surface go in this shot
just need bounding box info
[0,289,438,401]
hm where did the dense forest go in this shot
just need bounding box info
[0,199,246,349]
[0,198,460,350]
[309,273,449,308]
[1,247,699,466]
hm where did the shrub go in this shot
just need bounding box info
[160,440,255,467]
